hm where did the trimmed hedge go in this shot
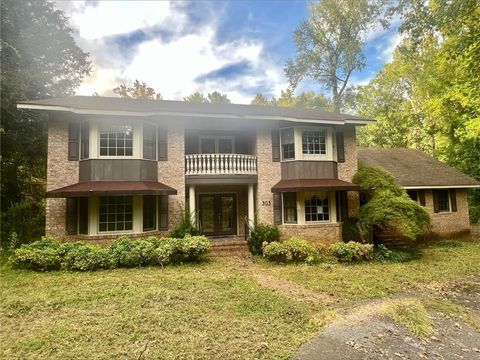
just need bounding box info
[330,241,374,262]
[262,237,320,264]
[10,235,210,272]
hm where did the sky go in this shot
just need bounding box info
[55,0,403,104]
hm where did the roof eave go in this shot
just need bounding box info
[16,103,375,125]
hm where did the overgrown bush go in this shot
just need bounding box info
[330,241,374,262]
[353,165,431,242]
[372,244,419,263]
[262,237,319,264]
[249,223,280,255]
[168,207,201,238]
[341,218,365,242]
[10,235,211,271]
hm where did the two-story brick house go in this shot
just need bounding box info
[17,96,371,245]
[17,96,479,245]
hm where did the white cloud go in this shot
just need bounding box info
[54,1,287,104]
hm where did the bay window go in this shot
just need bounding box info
[98,196,133,232]
[281,128,295,160]
[143,195,157,231]
[304,194,329,222]
[99,124,133,156]
[283,192,297,223]
[302,130,326,155]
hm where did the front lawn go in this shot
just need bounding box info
[1,239,479,359]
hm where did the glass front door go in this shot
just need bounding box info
[199,194,236,236]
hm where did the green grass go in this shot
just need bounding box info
[382,299,432,338]
[254,240,480,301]
[1,239,479,359]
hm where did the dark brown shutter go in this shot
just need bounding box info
[433,191,440,213]
[336,131,345,163]
[449,189,457,212]
[158,195,169,230]
[271,129,280,162]
[68,123,80,161]
[78,198,89,234]
[273,193,282,224]
[418,190,426,206]
[337,191,348,221]
[157,126,168,161]
[66,198,78,235]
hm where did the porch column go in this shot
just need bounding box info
[248,183,254,229]
[189,185,196,226]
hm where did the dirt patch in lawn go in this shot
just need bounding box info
[227,259,339,305]
[294,275,480,360]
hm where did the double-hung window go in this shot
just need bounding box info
[99,124,133,156]
[437,190,450,212]
[283,192,297,223]
[281,128,295,160]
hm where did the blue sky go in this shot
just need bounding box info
[57,0,402,103]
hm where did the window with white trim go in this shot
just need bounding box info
[304,194,329,222]
[281,128,295,160]
[99,196,133,232]
[283,192,297,223]
[302,130,326,155]
[99,124,133,156]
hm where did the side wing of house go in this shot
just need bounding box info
[358,148,480,238]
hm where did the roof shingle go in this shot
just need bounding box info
[357,148,480,188]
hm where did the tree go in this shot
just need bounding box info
[113,80,162,100]
[207,91,231,104]
[0,0,91,246]
[250,93,271,106]
[183,91,231,104]
[183,92,208,103]
[250,90,330,110]
[285,0,392,112]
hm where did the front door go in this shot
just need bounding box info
[199,194,236,236]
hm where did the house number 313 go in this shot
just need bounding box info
[261,200,271,206]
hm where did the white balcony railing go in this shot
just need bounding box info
[185,154,257,175]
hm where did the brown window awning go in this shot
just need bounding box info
[271,179,359,193]
[47,181,177,198]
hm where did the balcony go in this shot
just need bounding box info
[185,154,257,176]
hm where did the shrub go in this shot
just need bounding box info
[10,236,62,271]
[168,208,201,238]
[353,165,431,242]
[372,244,393,261]
[263,237,320,264]
[61,243,111,271]
[249,223,280,255]
[11,235,211,271]
[341,218,364,242]
[330,241,374,262]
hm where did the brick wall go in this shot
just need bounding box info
[337,125,360,218]
[278,223,341,245]
[255,128,281,224]
[157,123,185,231]
[424,189,471,236]
[46,117,79,239]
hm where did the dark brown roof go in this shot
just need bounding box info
[357,148,480,188]
[17,96,373,124]
[271,179,359,193]
[46,181,177,198]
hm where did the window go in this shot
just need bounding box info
[281,128,295,160]
[143,123,156,160]
[437,190,450,212]
[80,121,89,159]
[407,190,418,202]
[305,195,329,222]
[302,130,326,155]
[283,192,297,223]
[99,124,133,156]
[199,136,234,154]
[143,195,157,231]
[99,196,133,232]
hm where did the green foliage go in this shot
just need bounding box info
[1,0,91,244]
[10,235,211,272]
[250,90,330,110]
[285,0,392,111]
[168,208,201,238]
[183,91,231,104]
[262,237,320,264]
[341,217,368,243]
[113,79,162,100]
[249,223,280,255]
[330,241,374,262]
[373,244,420,263]
[354,165,431,241]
